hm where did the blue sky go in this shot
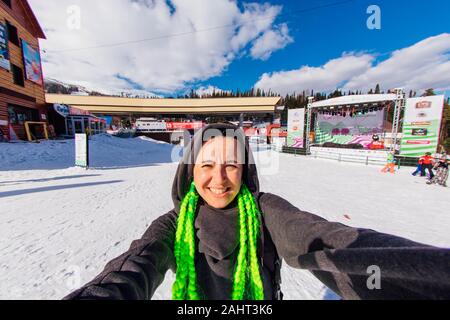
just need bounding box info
[200,0,450,96]
[30,0,450,98]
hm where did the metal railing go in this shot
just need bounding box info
[281,146,310,156]
[310,149,387,166]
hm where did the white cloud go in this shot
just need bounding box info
[255,33,450,95]
[30,0,292,94]
[195,85,230,96]
[250,23,293,60]
[344,33,450,92]
[255,54,374,95]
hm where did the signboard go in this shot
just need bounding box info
[54,104,70,117]
[0,22,10,71]
[315,110,384,148]
[75,134,89,168]
[21,40,43,85]
[69,106,90,116]
[287,109,304,148]
[166,122,204,130]
[400,95,445,157]
[102,116,113,127]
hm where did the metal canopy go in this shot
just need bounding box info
[304,89,406,154]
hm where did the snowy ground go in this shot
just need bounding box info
[1,135,449,300]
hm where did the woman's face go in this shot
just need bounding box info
[193,136,244,209]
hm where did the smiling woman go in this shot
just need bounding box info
[193,135,244,209]
[62,122,450,300]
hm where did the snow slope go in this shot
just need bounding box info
[0,135,176,170]
[0,135,449,300]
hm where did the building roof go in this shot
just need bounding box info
[20,0,46,39]
[45,94,281,115]
[311,94,397,108]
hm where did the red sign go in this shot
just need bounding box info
[166,122,204,130]
[406,140,431,145]
[415,101,432,109]
[411,122,431,126]
[69,106,90,116]
[91,118,106,123]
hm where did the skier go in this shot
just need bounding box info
[381,152,396,174]
[421,152,435,179]
[65,123,450,300]
[427,154,449,187]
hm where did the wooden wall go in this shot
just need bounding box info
[0,0,46,140]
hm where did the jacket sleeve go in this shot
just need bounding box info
[63,210,177,300]
[259,193,450,300]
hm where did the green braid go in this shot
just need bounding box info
[172,182,200,300]
[172,182,264,300]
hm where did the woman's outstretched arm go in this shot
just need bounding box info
[63,210,177,300]
[259,193,450,300]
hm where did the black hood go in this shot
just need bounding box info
[171,122,260,213]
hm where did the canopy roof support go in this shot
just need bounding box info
[303,89,406,154]
[391,88,406,152]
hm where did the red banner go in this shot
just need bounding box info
[69,106,90,116]
[166,122,204,130]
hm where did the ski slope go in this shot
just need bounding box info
[1,135,449,300]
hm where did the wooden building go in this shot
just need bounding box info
[0,0,46,141]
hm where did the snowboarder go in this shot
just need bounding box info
[381,152,396,174]
[65,123,450,300]
[427,154,448,187]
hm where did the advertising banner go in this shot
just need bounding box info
[315,110,384,148]
[69,106,90,116]
[166,122,204,130]
[287,108,304,148]
[75,134,89,168]
[0,22,10,71]
[54,104,70,117]
[21,40,43,85]
[400,95,445,157]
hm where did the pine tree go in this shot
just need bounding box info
[422,88,436,96]
[375,84,381,94]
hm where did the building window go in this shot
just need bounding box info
[8,106,16,124]
[2,0,12,8]
[12,64,24,86]
[6,21,19,46]
[8,105,38,125]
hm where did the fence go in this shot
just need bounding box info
[309,148,387,166]
[279,146,421,167]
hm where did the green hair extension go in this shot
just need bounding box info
[172,182,264,300]
[172,182,200,300]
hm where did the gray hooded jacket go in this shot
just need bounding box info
[64,123,450,300]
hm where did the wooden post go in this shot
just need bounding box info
[43,124,49,140]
